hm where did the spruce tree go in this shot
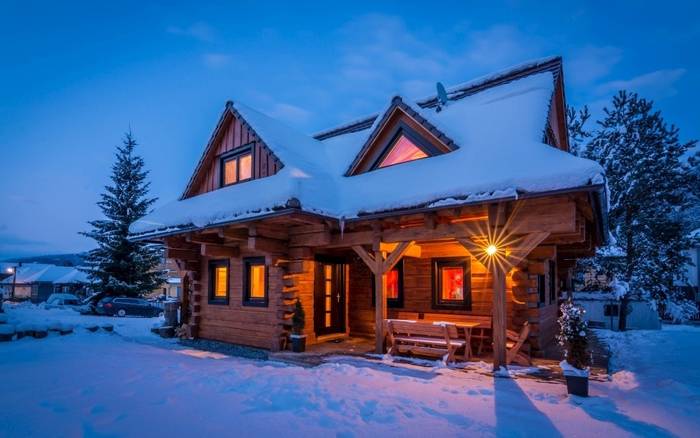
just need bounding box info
[566,105,592,157]
[81,132,165,297]
[583,91,697,326]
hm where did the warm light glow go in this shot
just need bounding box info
[249,264,266,298]
[378,135,428,168]
[6,267,13,274]
[485,244,498,256]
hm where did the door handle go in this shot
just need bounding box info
[336,293,340,303]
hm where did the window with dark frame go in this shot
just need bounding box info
[220,145,253,187]
[208,259,229,304]
[548,260,557,303]
[371,259,404,308]
[369,122,444,171]
[243,257,268,306]
[432,257,471,310]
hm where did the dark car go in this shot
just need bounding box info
[96,297,164,318]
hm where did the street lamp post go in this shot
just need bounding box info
[9,267,17,301]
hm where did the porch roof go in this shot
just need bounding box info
[130,58,605,239]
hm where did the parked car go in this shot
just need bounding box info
[45,293,81,309]
[78,292,106,315]
[96,297,164,318]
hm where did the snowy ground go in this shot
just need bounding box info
[1,305,699,437]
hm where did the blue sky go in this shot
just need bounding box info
[1,0,698,259]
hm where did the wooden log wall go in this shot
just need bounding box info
[511,245,559,355]
[198,249,284,351]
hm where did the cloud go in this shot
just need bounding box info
[202,53,232,68]
[335,14,449,91]
[0,233,47,246]
[595,68,687,99]
[567,45,623,85]
[267,102,311,125]
[463,25,546,70]
[167,22,216,43]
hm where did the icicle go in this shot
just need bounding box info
[339,216,345,239]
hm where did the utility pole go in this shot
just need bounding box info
[10,266,17,300]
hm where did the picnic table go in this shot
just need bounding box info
[431,320,481,360]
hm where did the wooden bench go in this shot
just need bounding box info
[386,319,466,363]
[391,311,492,356]
[506,322,532,366]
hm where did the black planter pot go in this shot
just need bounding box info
[565,375,589,397]
[291,335,307,353]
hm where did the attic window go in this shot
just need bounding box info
[221,146,253,187]
[378,135,428,168]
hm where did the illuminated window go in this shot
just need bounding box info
[432,258,471,310]
[239,153,252,180]
[371,260,403,308]
[208,260,229,304]
[223,158,238,185]
[220,147,253,187]
[243,257,267,306]
[378,135,428,168]
[324,264,332,327]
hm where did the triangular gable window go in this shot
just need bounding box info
[378,135,428,168]
[346,99,458,176]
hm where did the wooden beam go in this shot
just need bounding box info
[290,228,331,247]
[379,242,421,259]
[247,236,288,254]
[352,245,376,273]
[218,228,248,241]
[382,241,415,273]
[186,233,224,245]
[505,232,550,268]
[200,244,239,258]
[166,248,199,261]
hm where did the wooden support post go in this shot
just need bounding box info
[353,239,415,354]
[374,254,387,354]
[492,266,507,371]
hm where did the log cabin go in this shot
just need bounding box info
[130,56,608,369]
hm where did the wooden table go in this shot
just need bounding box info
[432,321,481,360]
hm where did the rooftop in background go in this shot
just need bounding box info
[0,263,89,285]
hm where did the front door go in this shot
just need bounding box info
[314,261,346,336]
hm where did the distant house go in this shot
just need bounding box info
[128,56,608,368]
[573,291,661,330]
[0,263,90,303]
[146,258,182,300]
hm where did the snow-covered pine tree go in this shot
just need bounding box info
[584,91,698,327]
[566,105,592,157]
[81,132,165,297]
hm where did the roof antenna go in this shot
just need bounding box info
[436,82,449,112]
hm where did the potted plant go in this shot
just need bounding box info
[290,299,306,352]
[557,299,591,397]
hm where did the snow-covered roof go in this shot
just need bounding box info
[130,57,605,238]
[0,264,89,285]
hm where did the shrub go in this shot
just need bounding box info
[557,299,590,370]
[292,299,305,335]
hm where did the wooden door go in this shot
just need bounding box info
[315,262,346,335]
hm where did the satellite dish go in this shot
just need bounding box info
[436,82,449,107]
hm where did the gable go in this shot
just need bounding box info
[182,104,283,199]
[346,97,457,176]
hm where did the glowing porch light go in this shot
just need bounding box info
[485,244,498,256]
